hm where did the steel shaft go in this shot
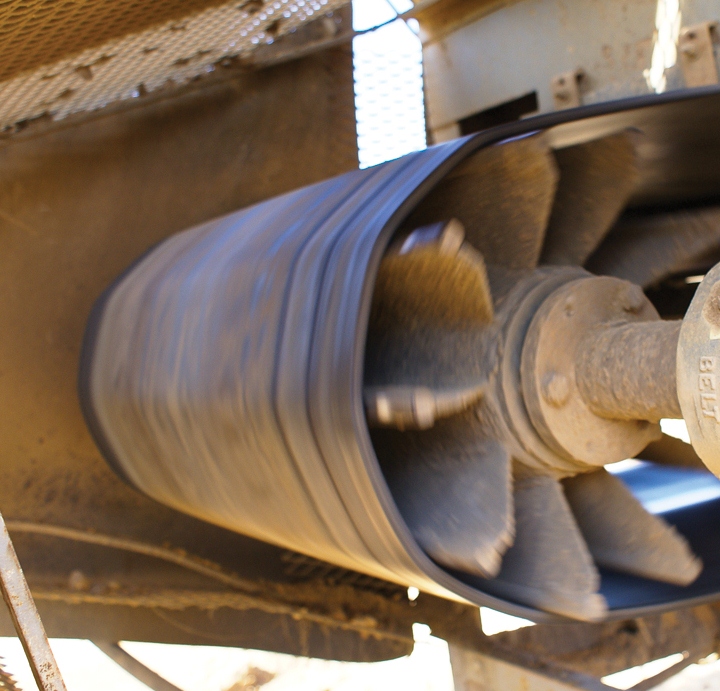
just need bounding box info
[575,320,682,422]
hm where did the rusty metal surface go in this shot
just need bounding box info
[679,22,720,88]
[421,0,658,133]
[551,70,585,110]
[0,0,253,82]
[449,643,615,691]
[5,76,720,669]
[490,605,720,678]
[0,36,412,661]
[575,320,682,422]
[678,261,720,479]
[0,513,66,691]
[520,276,662,466]
[5,520,418,659]
[0,1,352,132]
[4,521,410,644]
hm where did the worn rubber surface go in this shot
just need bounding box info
[82,87,720,622]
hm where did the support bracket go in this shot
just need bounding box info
[679,22,719,87]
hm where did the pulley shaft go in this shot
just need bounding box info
[575,320,682,422]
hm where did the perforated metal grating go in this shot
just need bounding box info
[0,0,349,132]
[352,1,426,168]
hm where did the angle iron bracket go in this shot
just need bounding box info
[551,69,585,110]
[679,22,719,87]
[0,511,67,691]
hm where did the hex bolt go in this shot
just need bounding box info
[620,284,646,314]
[541,372,570,407]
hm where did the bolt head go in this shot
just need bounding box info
[620,284,646,314]
[68,569,90,592]
[541,372,570,407]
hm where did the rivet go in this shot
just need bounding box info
[541,372,570,407]
[68,569,90,592]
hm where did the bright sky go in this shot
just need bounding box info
[352,0,426,167]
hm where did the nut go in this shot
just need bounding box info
[619,283,646,314]
[541,372,570,407]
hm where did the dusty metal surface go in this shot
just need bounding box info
[575,320,681,422]
[3,519,419,659]
[520,276,662,466]
[421,0,658,134]
[679,22,720,88]
[640,434,706,470]
[0,0,351,132]
[0,34,409,660]
[551,70,585,110]
[491,605,720,679]
[678,262,720,478]
[3,521,412,645]
[0,0,249,82]
[408,0,515,44]
[0,513,66,691]
[82,89,720,626]
[7,78,720,682]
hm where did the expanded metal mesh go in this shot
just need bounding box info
[352,0,426,168]
[0,0,348,132]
